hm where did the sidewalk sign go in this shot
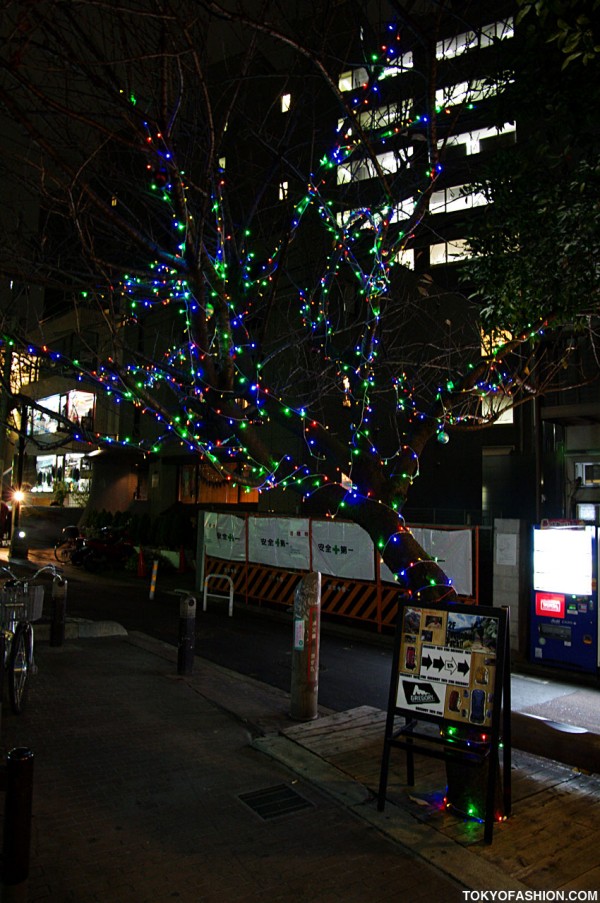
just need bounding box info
[377,599,511,844]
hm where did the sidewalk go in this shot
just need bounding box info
[1,630,600,901]
[1,632,466,903]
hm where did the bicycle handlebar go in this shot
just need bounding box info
[0,565,18,580]
[31,565,65,584]
[0,564,65,586]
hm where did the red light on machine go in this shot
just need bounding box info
[535,592,566,618]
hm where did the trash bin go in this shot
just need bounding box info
[443,725,503,822]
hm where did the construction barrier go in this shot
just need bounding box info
[203,514,479,632]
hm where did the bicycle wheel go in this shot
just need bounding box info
[54,540,73,563]
[8,622,33,714]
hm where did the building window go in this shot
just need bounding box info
[337,147,413,185]
[381,52,413,76]
[436,18,514,60]
[279,180,289,200]
[338,69,368,92]
[436,78,505,109]
[395,248,415,269]
[178,462,259,505]
[338,54,413,93]
[442,124,516,157]
[430,185,489,215]
[30,390,95,436]
[429,239,471,265]
[389,198,415,224]
[179,463,199,504]
[336,200,413,233]
[481,394,514,425]
[339,102,412,136]
[281,93,291,113]
[11,352,40,389]
[218,156,226,170]
[31,452,90,495]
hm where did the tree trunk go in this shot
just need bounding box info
[349,498,458,604]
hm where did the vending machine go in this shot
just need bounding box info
[530,524,598,674]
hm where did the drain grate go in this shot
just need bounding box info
[238,784,314,820]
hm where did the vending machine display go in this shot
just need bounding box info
[530,525,598,674]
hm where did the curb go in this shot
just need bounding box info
[35,618,128,641]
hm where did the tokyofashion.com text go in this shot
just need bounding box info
[463,893,598,902]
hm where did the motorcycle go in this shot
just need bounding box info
[70,525,135,572]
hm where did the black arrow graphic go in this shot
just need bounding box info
[433,657,444,671]
[457,661,470,676]
[421,655,432,669]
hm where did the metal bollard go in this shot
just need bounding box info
[50,575,67,647]
[1,747,34,901]
[177,595,197,676]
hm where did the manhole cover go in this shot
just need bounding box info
[238,784,314,820]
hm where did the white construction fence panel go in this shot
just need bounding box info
[204,512,246,561]
[380,527,473,596]
[311,519,375,580]
[204,511,473,598]
[248,516,310,569]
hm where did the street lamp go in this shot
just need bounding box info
[9,487,28,560]
[9,403,28,559]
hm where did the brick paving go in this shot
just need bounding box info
[1,634,466,903]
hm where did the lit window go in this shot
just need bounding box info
[337,147,412,185]
[430,185,489,215]
[442,124,516,156]
[389,199,415,223]
[481,394,514,424]
[381,52,413,76]
[218,156,226,170]
[338,71,353,92]
[480,328,514,358]
[279,181,289,200]
[436,18,514,60]
[338,68,368,92]
[430,239,471,265]
[436,78,504,109]
[281,93,291,113]
[341,102,411,132]
[335,209,390,232]
[338,55,413,94]
[395,248,414,269]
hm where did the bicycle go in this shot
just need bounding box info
[1,564,64,714]
[54,525,83,564]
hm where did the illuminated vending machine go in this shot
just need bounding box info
[530,524,598,674]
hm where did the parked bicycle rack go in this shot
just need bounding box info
[202,574,234,617]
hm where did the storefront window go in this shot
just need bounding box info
[31,452,90,495]
[30,391,95,436]
[178,463,258,505]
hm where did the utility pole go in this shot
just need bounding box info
[0,340,14,498]
[9,403,28,560]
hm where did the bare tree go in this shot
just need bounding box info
[0,0,596,601]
